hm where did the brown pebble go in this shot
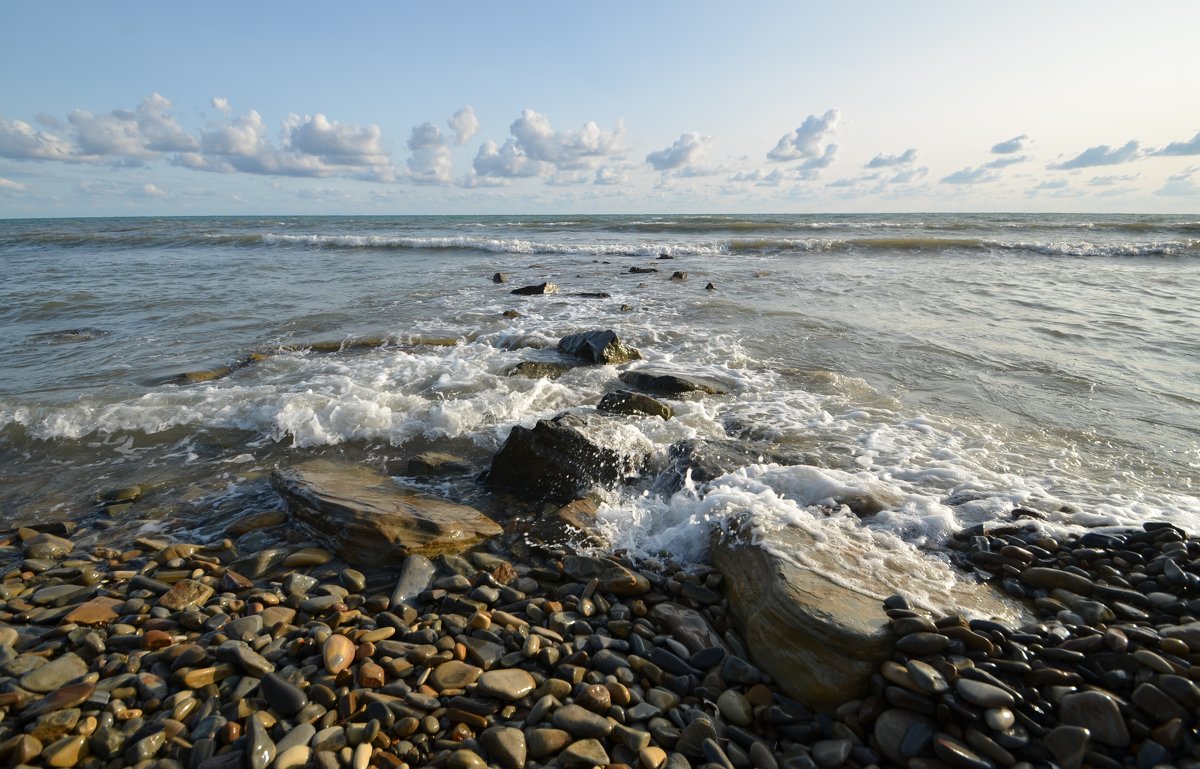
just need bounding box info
[142,629,173,651]
[359,661,386,688]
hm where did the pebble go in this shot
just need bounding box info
[475,668,536,700]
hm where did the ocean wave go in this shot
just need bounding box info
[260,233,731,256]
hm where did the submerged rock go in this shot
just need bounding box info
[618,368,727,395]
[597,389,672,420]
[506,360,575,379]
[272,460,502,564]
[485,413,644,503]
[557,330,641,365]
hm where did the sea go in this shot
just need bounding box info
[1,213,1197,601]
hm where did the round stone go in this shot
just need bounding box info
[322,634,355,675]
[812,739,852,768]
[956,678,1014,708]
[717,689,754,726]
[431,660,483,691]
[984,707,1016,732]
[575,683,611,713]
[480,726,526,769]
[475,669,536,701]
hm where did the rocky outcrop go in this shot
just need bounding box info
[596,390,672,420]
[710,520,1027,711]
[618,369,726,395]
[272,460,502,565]
[557,330,640,365]
[526,498,606,547]
[655,439,808,494]
[484,413,645,503]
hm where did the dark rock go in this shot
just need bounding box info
[629,266,659,274]
[511,282,558,295]
[492,272,510,283]
[485,413,645,503]
[597,390,672,420]
[558,330,641,365]
[506,360,575,379]
[671,271,688,281]
[619,369,726,395]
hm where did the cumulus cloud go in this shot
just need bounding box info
[767,109,839,163]
[1049,140,1140,170]
[181,109,398,180]
[140,182,168,198]
[471,108,625,181]
[729,168,785,186]
[448,106,480,146]
[888,166,927,184]
[941,166,998,185]
[1152,131,1200,157]
[405,122,452,184]
[0,118,74,160]
[211,97,231,114]
[992,135,1033,154]
[865,148,919,169]
[646,132,715,173]
[67,93,198,160]
[594,166,628,185]
[0,176,27,191]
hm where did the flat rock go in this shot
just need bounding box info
[562,555,649,595]
[272,460,502,565]
[552,704,613,739]
[20,653,88,693]
[618,369,727,395]
[649,601,727,654]
[62,596,122,626]
[510,282,558,295]
[157,579,214,611]
[710,520,1027,711]
[1058,690,1129,747]
[558,330,641,365]
[431,660,483,690]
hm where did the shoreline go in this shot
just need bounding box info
[1,497,1198,769]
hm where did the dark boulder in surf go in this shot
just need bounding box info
[510,282,558,295]
[597,389,672,420]
[618,368,726,395]
[558,330,641,365]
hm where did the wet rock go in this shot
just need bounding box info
[273,459,502,564]
[476,669,537,701]
[404,451,470,476]
[618,369,727,395]
[558,329,641,365]
[597,389,672,419]
[432,660,484,690]
[553,704,613,738]
[480,725,526,769]
[562,555,650,595]
[260,672,308,717]
[493,272,511,283]
[560,738,610,767]
[506,360,575,379]
[485,413,645,503]
[20,653,88,693]
[1058,690,1129,747]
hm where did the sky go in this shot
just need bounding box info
[1,1,1199,216]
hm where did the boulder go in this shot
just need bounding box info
[401,452,470,476]
[272,460,502,565]
[597,390,672,420]
[710,520,1027,711]
[670,271,688,281]
[492,272,510,284]
[510,282,558,295]
[618,369,727,395]
[629,267,659,274]
[485,413,644,503]
[558,330,641,365]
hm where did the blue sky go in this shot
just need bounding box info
[2,1,1199,216]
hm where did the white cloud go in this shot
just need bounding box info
[991,135,1032,154]
[448,106,480,146]
[185,109,398,180]
[796,144,838,178]
[1155,167,1200,196]
[865,148,919,169]
[729,168,785,186]
[888,166,927,184]
[767,109,839,162]
[545,170,590,186]
[0,176,27,191]
[646,131,714,172]
[941,166,998,185]
[471,108,625,180]
[594,166,628,185]
[140,182,168,198]
[1049,140,1140,170]
[68,93,198,160]
[405,122,452,184]
[0,118,74,160]
[211,97,231,114]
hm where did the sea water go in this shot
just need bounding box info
[1,213,1197,596]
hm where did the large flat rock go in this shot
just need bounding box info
[710,520,1027,711]
[272,460,502,566]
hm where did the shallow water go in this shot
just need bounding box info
[1,213,1197,596]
